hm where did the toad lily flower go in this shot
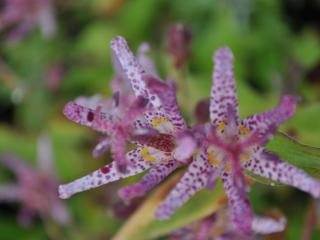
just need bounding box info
[0,0,56,42]
[0,135,70,227]
[59,36,196,200]
[156,47,320,235]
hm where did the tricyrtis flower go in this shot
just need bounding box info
[156,47,320,234]
[0,135,70,227]
[0,0,56,42]
[59,36,196,201]
[171,209,286,240]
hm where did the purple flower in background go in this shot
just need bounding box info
[0,135,70,227]
[59,36,196,201]
[171,209,285,240]
[156,47,320,235]
[0,0,56,42]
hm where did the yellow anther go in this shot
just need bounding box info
[152,117,168,128]
[140,147,149,157]
[218,121,225,131]
[144,155,156,161]
[208,151,221,167]
[224,163,232,172]
[239,125,250,136]
[241,155,250,164]
[140,147,156,161]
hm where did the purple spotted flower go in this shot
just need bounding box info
[0,135,70,227]
[156,47,320,235]
[171,209,286,240]
[59,36,196,201]
[0,0,56,42]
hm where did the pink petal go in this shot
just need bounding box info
[241,95,299,136]
[210,47,239,126]
[118,160,181,203]
[221,171,253,235]
[173,133,197,162]
[58,148,151,199]
[63,101,116,133]
[251,216,286,234]
[110,36,161,108]
[143,75,186,130]
[137,43,159,77]
[245,149,320,197]
[92,137,111,158]
[156,152,213,219]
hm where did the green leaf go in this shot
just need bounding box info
[267,132,320,179]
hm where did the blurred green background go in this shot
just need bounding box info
[1,0,320,239]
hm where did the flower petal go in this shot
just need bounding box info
[156,152,213,219]
[221,171,253,235]
[118,160,181,203]
[241,95,299,136]
[251,216,286,234]
[58,148,151,199]
[137,43,159,77]
[210,47,239,126]
[143,75,186,130]
[245,149,320,197]
[63,101,116,133]
[110,36,161,108]
[173,133,197,162]
[92,137,111,158]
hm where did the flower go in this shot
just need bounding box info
[0,135,70,227]
[155,47,320,235]
[170,209,286,240]
[76,41,158,160]
[0,0,56,42]
[59,36,196,201]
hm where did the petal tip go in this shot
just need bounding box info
[58,185,71,199]
[280,95,299,118]
[63,101,77,119]
[214,47,234,63]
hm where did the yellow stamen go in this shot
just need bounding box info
[140,147,156,161]
[224,163,232,172]
[218,121,225,131]
[241,155,250,164]
[239,125,250,136]
[152,117,168,128]
[209,151,221,167]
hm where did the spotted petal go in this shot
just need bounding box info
[143,75,186,130]
[58,148,151,199]
[156,152,213,219]
[241,95,299,136]
[118,160,181,203]
[210,47,239,126]
[245,149,320,198]
[110,36,161,108]
[63,101,116,134]
[221,171,253,235]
